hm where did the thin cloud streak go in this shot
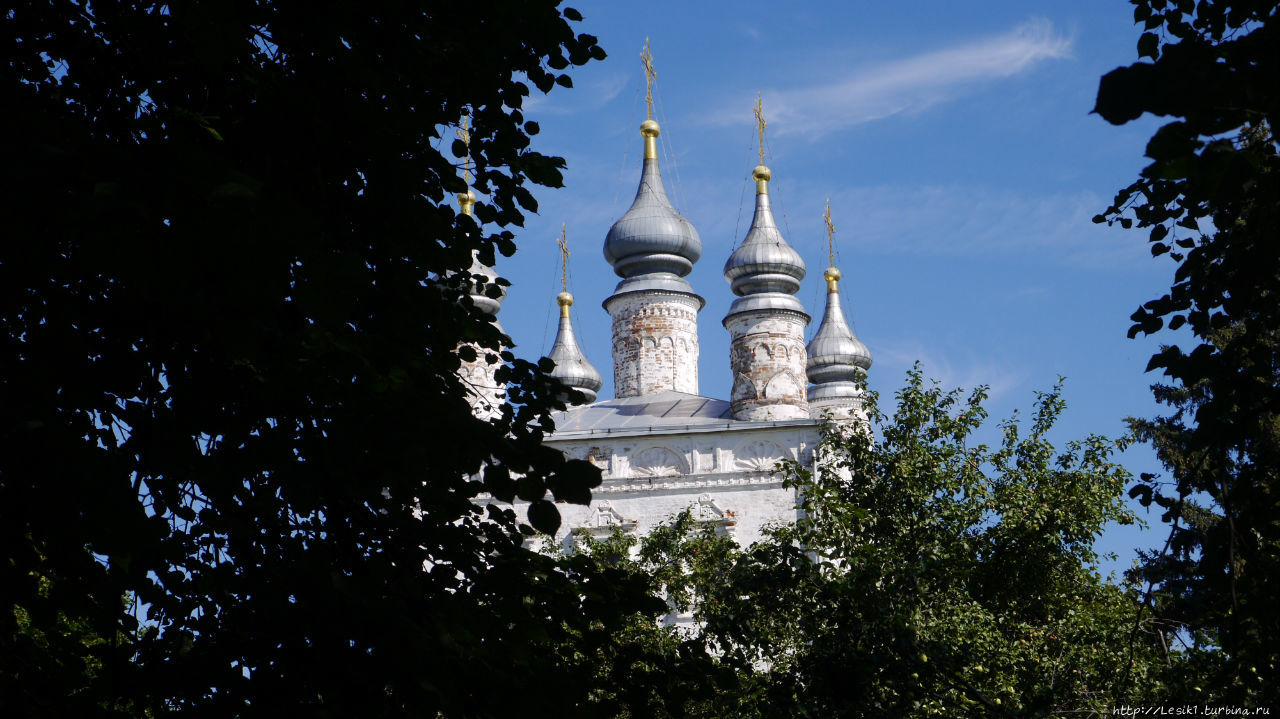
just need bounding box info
[871,339,1029,404]
[817,183,1149,270]
[523,72,630,116]
[712,18,1072,138]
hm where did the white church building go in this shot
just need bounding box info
[460,104,873,548]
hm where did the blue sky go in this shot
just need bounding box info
[473,1,1177,572]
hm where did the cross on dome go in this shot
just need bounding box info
[557,222,570,293]
[547,225,602,404]
[753,93,767,168]
[824,198,836,268]
[641,38,657,122]
[457,115,473,186]
[807,203,872,400]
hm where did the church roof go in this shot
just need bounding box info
[549,389,817,438]
[723,169,805,298]
[722,164,808,322]
[547,292,603,404]
[806,268,872,384]
[603,121,701,281]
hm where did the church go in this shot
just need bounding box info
[459,88,872,549]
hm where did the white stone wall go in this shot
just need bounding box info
[726,310,810,421]
[554,483,797,549]
[809,391,869,423]
[544,422,819,547]
[604,292,701,398]
[479,421,821,629]
[459,345,505,420]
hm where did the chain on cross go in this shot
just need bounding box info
[457,115,472,185]
[753,92,767,167]
[641,37,656,121]
[557,223,570,293]
[824,198,835,267]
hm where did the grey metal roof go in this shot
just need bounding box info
[724,292,809,320]
[551,390,729,433]
[806,277,872,386]
[464,250,504,317]
[547,301,603,405]
[548,390,820,438]
[604,154,702,279]
[723,188,806,297]
[604,273,705,309]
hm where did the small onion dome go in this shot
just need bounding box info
[723,165,805,297]
[465,255,505,319]
[547,292,602,404]
[806,267,872,385]
[604,120,702,279]
[456,189,506,318]
[463,251,505,320]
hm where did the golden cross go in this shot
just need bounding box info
[457,115,472,185]
[753,92,767,166]
[824,199,835,266]
[557,223,570,293]
[641,38,656,121]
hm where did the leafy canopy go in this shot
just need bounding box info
[1094,0,1279,704]
[0,2,669,716]
[592,370,1169,718]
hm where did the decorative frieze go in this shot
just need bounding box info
[551,427,814,483]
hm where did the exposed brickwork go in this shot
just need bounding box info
[604,292,700,397]
[726,310,810,420]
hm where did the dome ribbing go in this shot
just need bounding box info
[547,291,602,405]
[603,121,702,280]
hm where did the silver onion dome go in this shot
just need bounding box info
[723,165,807,315]
[604,120,702,279]
[547,292,602,404]
[459,189,507,322]
[465,255,505,318]
[806,267,872,386]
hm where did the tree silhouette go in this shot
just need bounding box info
[0,3,666,716]
[1094,0,1279,705]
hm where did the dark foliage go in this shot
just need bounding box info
[1094,0,1279,705]
[608,372,1166,718]
[0,3,682,717]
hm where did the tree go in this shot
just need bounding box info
[554,519,742,719]
[0,3,666,716]
[623,370,1169,718]
[1093,0,1279,704]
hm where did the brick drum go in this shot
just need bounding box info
[726,310,809,421]
[604,291,701,398]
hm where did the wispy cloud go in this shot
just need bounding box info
[523,72,630,116]
[871,339,1029,404]
[814,183,1149,270]
[712,18,1072,138]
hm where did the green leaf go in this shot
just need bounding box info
[526,499,561,535]
[516,474,546,502]
[549,459,600,505]
[1138,32,1160,59]
[1128,483,1155,507]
